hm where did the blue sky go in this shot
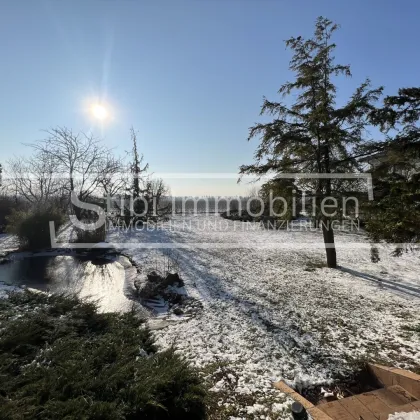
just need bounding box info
[1,1,419,194]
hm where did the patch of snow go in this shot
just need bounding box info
[0,233,19,254]
[272,401,289,413]
[0,281,17,298]
[246,403,266,414]
[388,412,420,420]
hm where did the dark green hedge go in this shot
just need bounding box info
[0,291,207,419]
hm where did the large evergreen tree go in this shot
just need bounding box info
[240,17,382,268]
[362,88,420,252]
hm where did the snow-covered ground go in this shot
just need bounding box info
[107,214,420,419]
[388,413,420,420]
[2,216,420,419]
[0,233,18,254]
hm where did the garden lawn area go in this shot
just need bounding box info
[110,214,420,419]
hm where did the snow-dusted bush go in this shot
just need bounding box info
[6,206,66,249]
[0,291,207,419]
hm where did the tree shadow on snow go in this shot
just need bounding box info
[339,266,420,299]
[167,246,355,382]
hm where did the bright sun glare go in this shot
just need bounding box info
[91,104,109,121]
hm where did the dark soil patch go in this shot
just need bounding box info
[301,364,382,405]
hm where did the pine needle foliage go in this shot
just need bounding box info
[0,291,207,420]
[240,17,382,267]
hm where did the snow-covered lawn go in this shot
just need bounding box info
[1,216,419,419]
[0,233,18,254]
[109,214,420,419]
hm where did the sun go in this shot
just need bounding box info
[91,104,109,121]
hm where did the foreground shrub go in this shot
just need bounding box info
[6,207,66,249]
[0,291,207,420]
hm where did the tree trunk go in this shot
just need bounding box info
[321,146,337,268]
[322,218,337,268]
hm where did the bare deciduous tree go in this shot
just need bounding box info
[27,127,117,202]
[97,154,129,197]
[6,150,66,206]
[146,178,171,217]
